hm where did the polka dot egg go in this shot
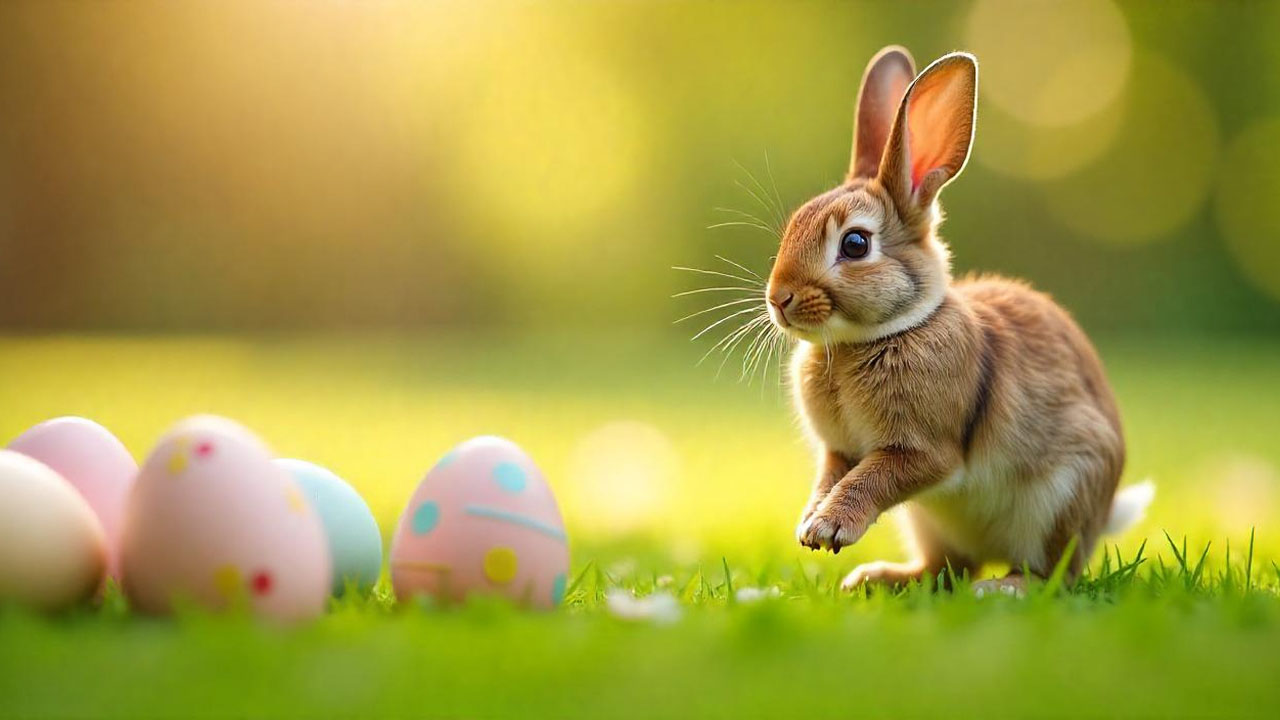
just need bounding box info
[120,416,331,621]
[390,436,569,609]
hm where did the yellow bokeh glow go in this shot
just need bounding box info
[1204,455,1278,534]
[452,16,647,248]
[1215,118,1280,303]
[1043,53,1218,245]
[964,0,1131,128]
[976,97,1124,180]
[565,421,680,537]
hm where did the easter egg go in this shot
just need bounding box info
[7,416,137,581]
[275,459,382,595]
[120,416,331,621]
[0,450,107,610]
[390,436,569,609]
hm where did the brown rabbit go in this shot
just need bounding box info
[768,46,1153,593]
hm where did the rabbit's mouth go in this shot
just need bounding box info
[768,285,836,338]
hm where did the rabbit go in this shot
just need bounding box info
[766,46,1154,594]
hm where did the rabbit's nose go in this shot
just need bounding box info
[768,289,794,311]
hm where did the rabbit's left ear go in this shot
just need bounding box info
[849,46,916,181]
[878,53,978,210]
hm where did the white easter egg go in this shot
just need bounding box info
[0,450,107,610]
[7,416,137,581]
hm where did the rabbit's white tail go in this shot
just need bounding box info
[1103,480,1156,535]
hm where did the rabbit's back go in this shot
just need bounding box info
[910,275,1126,569]
[954,274,1122,442]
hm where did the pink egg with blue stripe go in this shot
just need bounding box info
[390,436,569,609]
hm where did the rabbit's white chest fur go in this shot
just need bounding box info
[790,344,878,459]
[910,461,1081,569]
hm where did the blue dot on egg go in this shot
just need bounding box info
[492,462,527,493]
[411,501,440,535]
[551,573,566,606]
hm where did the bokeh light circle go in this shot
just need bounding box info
[567,420,679,536]
[976,99,1124,180]
[1042,53,1218,245]
[1215,118,1280,303]
[1203,455,1277,533]
[965,0,1131,127]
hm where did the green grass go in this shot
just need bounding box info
[4,540,1280,719]
[2,334,1280,718]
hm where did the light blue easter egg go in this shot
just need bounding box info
[275,458,382,595]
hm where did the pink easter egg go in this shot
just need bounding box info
[7,417,137,581]
[390,436,569,609]
[120,415,331,621]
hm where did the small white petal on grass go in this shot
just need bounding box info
[605,590,682,625]
[655,575,674,589]
[974,582,1025,599]
[734,587,781,603]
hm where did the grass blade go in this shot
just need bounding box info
[1189,542,1212,590]
[1041,535,1080,596]
[1246,527,1256,591]
[565,560,595,598]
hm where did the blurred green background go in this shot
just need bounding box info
[1,0,1279,561]
[3,5,1280,716]
[2,0,1279,333]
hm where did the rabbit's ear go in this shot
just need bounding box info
[878,53,977,210]
[849,46,916,181]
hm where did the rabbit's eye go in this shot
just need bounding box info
[839,229,871,260]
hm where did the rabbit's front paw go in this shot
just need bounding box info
[797,503,870,553]
[841,561,925,591]
[794,501,822,542]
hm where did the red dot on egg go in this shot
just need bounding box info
[250,570,273,595]
[194,441,215,458]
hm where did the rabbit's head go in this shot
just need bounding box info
[767,48,977,344]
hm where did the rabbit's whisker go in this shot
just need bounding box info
[671,266,763,287]
[711,207,780,237]
[671,286,758,298]
[733,179,784,233]
[713,205,777,227]
[732,159,786,229]
[701,313,769,369]
[764,326,789,390]
[711,311,768,376]
[755,326,783,388]
[763,149,786,225]
[707,220,776,235]
[712,314,769,376]
[691,305,766,341]
[715,255,762,280]
[740,319,774,383]
[822,329,834,384]
[673,297,763,325]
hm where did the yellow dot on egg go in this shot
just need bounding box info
[213,564,243,599]
[167,450,188,474]
[285,485,307,514]
[167,436,191,475]
[483,547,518,585]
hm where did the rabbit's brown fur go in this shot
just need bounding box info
[767,47,1132,590]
